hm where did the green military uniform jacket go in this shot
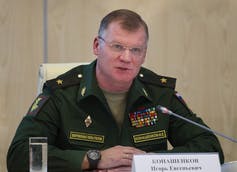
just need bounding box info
[7,60,224,172]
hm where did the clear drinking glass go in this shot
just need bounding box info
[29,137,48,172]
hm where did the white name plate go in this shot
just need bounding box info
[132,153,221,172]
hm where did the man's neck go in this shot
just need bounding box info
[97,78,131,93]
[96,72,131,93]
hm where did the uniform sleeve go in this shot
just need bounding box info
[164,92,224,163]
[7,94,86,172]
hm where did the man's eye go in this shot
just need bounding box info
[112,44,124,51]
[131,47,142,53]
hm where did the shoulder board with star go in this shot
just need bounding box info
[44,66,84,91]
[138,67,176,89]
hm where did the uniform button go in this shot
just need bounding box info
[78,74,83,78]
[139,73,144,78]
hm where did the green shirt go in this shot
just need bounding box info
[102,89,127,131]
[7,60,224,172]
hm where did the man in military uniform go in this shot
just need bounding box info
[7,9,224,172]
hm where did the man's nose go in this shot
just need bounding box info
[119,49,132,62]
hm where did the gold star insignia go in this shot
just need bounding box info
[56,79,63,85]
[160,77,167,84]
[85,115,92,127]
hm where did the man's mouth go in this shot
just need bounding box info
[117,67,130,71]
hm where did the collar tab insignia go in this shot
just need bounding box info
[142,88,148,97]
[81,87,86,96]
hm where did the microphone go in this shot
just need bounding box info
[157,105,237,143]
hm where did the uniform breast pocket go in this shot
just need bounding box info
[130,125,168,152]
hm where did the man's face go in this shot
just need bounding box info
[93,21,147,89]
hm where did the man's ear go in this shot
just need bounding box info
[93,37,100,56]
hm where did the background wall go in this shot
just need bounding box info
[1,0,237,171]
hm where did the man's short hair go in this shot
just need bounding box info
[98,9,149,40]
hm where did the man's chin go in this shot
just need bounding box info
[115,76,134,84]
